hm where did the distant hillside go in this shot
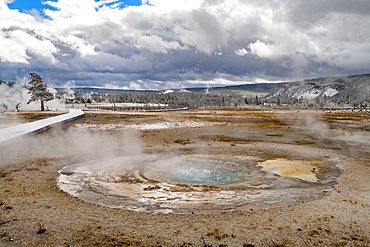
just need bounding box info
[186,74,369,100]
[186,83,286,96]
[268,74,370,99]
[55,73,370,100]
[56,84,286,97]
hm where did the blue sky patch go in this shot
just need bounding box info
[8,0,142,14]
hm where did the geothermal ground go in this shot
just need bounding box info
[0,107,370,246]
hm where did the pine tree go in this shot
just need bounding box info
[27,72,54,111]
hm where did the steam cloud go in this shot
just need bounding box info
[0,126,144,166]
[300,111,370,144]
[0,83,66,112]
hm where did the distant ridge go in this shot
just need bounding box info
[268,73,370,99]
[185,82,286,96]
[186,74,370,99]
[55,73,370,99]
[55,84,285,96]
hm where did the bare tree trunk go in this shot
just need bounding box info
[41,100,45,111]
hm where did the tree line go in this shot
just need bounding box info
[61,89,369,109]
[1,73,369,112]
[266,94,369,109]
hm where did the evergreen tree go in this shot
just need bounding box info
[27,72,54,111]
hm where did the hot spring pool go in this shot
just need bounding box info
[58,154,340,213]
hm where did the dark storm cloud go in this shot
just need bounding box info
[287,0,370,27]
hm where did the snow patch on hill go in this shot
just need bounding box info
[271,80,347,99]
[160,89,191,94]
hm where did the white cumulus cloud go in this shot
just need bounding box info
[0,0,370,89]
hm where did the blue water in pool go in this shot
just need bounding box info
[171,165,245,184]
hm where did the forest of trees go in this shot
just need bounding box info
[1,78,369,112]
[57,88,369,109]
[267,93,370,109]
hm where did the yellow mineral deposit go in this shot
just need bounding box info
[258,158,318,182]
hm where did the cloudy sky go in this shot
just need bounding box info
[1,0,370,90]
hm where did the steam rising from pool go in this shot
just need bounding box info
[58,154,340,213]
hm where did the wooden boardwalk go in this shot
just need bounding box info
[0,109,84,144]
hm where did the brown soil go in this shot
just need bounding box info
[1,108,369,246]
